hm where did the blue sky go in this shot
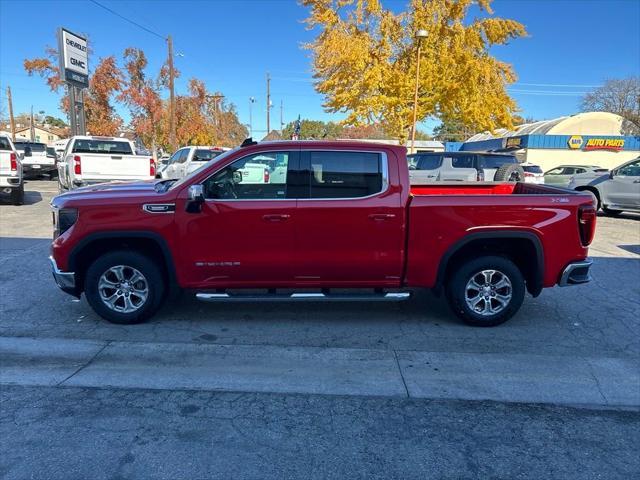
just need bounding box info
[1,0,639,136]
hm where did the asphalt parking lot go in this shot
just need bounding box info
[1,180,639,479]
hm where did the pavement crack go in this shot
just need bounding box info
[393,349,410,398]
[56,341,112,387]
[586,360,609,406]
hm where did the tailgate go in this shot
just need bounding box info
[0,152,13,175]
[77,154,152,180]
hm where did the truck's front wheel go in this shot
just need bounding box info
[84,251,165,324]
[446,255,525,327]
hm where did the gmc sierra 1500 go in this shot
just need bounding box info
[50,140,595,327]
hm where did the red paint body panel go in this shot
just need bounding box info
[50,141,594,294]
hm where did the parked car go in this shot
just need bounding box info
[160,146,225,179]
[408,151,525,183]
[57,136,156,191]
[521,163,545,184]
[50,140,595,327]
[0,133,24,205]
[545,165,608,188]
[13,141,56,179]
[570,157,640,215]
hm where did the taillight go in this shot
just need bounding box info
[10,152,17,172]
[264,169,270,183]
[73,155,82,175]
[150,158,156,177]
[578,205,597,246]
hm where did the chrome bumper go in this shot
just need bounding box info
[49,256,76,291]
[559,259,593,287]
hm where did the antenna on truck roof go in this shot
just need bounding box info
[240,137,258,148]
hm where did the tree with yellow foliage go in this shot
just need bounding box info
[302,0,526,141]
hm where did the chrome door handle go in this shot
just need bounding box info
[368,213,396,221]
[262,214,290,222]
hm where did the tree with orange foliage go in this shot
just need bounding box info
[84,56,124,135]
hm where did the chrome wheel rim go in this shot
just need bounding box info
[465,269,512,316]
[98,265,149,313]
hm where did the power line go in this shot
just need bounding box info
[516,82,602,88]
[88,0,165,40]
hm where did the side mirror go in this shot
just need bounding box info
[18,153,24,160]
[232,171,243,184]
[609,170,615,179]
[186,184,205,213]
[24,146,32,157]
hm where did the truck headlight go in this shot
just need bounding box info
[53,208,78,238]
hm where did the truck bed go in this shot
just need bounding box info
[406,182,593,290]
[410,182,571,196]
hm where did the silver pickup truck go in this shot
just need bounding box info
[58,136,156,191]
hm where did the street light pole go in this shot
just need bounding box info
[249,97,255,137]
[410,29,428,154]
[167,35,176,151]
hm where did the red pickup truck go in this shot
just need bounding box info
[50,140,596,327]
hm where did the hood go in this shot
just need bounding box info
[52,180,169,208]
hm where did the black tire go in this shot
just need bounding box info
[10,184,24,206]
[84,250,165,324]
[602,206,622,217]
[494,163,525,182]
[446,255,525,327]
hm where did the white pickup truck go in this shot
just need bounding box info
[13,141,56,179]
[57,136,156,191]
[0,133,24,205]
[159,146,226,179]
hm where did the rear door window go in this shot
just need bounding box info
[0,137,12,150]
[451,155,474,169]
[417,155,443,170]
[307,151,383,199]
[194,149,223,162]
[478,155,517,169]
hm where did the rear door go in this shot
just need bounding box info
[408,154,443,183]
[602,160,640,209]
[441,154,477,181]
[294,149,404,285]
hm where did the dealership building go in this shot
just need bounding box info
[460,112,640,172]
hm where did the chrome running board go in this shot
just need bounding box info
[195,291,411,303]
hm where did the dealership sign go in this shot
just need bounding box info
[567,135,624,151]
[58,28,88,87]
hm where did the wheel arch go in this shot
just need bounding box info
[68,231,178,294]
[435,231,544,297]
[575,186,601,209]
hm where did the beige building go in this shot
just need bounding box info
[13,125,66,145]
[463,112,640,172]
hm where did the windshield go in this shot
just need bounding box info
[167,147,239,191]
[523,165,543,173]
[14,142,46,152]
[72,139,133,154]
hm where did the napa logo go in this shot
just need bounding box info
[568,136,584,150]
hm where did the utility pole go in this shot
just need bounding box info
[266,72,271,134]
[167,35,176,151]
[410,30,428,153]
[280,100,284,132]
[6,86,15,141]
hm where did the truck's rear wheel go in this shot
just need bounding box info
[84,251,165,324]
[446,255,525,327]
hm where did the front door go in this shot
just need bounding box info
[178,150,299,288]
[604,159,640,209]
[294,149,404,286]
